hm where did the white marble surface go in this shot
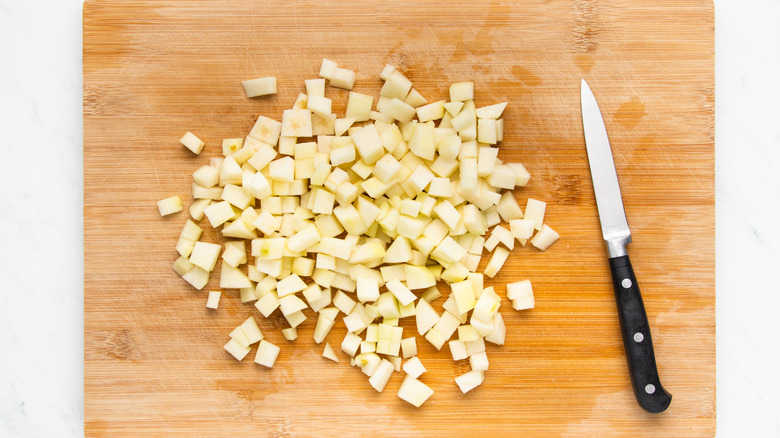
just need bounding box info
[1,0,778,436]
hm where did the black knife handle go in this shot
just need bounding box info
[609,255,672,413]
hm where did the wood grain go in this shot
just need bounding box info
[83,0,715,436]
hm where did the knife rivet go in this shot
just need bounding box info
[645,384,656,395]
[621,278,632,289]
[633,332,644,343]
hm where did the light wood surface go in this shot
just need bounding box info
[83,0,715,436]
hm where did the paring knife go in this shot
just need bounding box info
[580,79,672,413]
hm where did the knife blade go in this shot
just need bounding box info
[580,79,672,413]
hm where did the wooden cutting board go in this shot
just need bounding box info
[83,0,715,436]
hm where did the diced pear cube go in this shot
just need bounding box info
[357,276,381,303]
[313,312,337,344]
[424,327,447,350]
[416,100,446,122]
[507,162,531,187]
[379,123,404,153]
[319,58,338,80]
[442,102,465,119]
[404,88,428,108]
[330,143,356,166]
[377,292,401,319]
[420,286,442,303]
[431,236,468,266]
[531,224,560,251]
[507,279,533,300]
[192,165,219,188]
[491,225,515,250]
[291,256,315,277]
[513,295,535,311]
[451,110,476,135]
[341,332,362,357]
[182,266,209,290]
[332,290,356,315]
[322,342,339,362]
[380,98,416,123]
[477,118,497,144]
[432,200,460,231]
[343,309,369,333]
[509,218,535,245]
[330,67,357,90]
[487,164,517,190]
[404,264,436,290]
[268,156,295,183]
[408,121,436,161]
[239,316,264,345]
[401,337,418,359]
[472,287,501,323]
[454,370,485,394]
[275,273,306,297]
[287,223,322,253]
[189,199,211,221]
[397,375,434,408]
[241,76,277,98]
[383,235,413,264]
[249,116,282,146]
[333,204,368,236]
[224,338,251,361]
[477,146,499,177]
[222,240,247,268]
[254,340,280,368]
[206,291,221,309]
[439,296,466,326]
[281,109,312,138]
[457,324,480,343]
[402,356,426,379]
[450,280,477,315]
[385,279,417,306]
[220,263,252,288]
[524,198,546,230]
[405,165,435,196]
[427,177,452,198]
[305,78,326,97]
[189,241,221,272]
[415,295,440,335]
[432,311,461,341]
[157,196,183,216]
[276,327,295,342]
[279,294,308,316]
[203,200,236,228]
[351,159,373,180]
[180,131,205,154]
[380,72,413,100]
[254,291,280,317]
[369,359,395,392]
[373,153,402,183]
[465,336,486,356]
[484,234,500,252]
[449,82,474,102]
[284,310,306,328]
[449,340,468,361]
[346,91,374,122]
[469,351,489,372]
[388,355,403,372]
[476,102,507,119]
[350,124,385,165]
[484,312,506,345]
[484,246,510,278]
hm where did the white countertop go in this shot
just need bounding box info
[1,0,777,436]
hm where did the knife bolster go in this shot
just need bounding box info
[606,234,631,258]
